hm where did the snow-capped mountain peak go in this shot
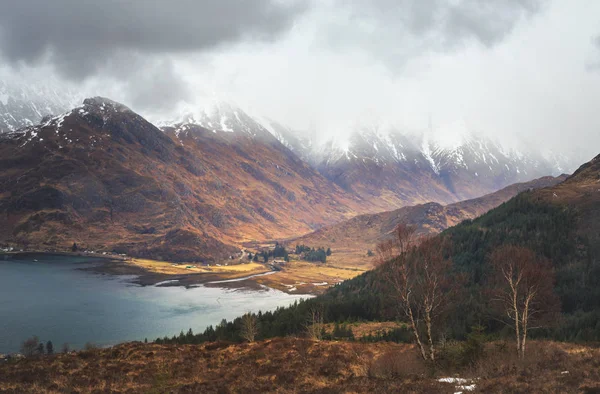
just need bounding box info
[158,99,272,139]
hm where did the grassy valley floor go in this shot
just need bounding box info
[2,251,367,295]
[90,255,365,295]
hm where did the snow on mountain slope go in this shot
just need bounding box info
[313,126,580,177]
[0,79,584,211]
[0,78,80,133]
[252,115,313,160]
[159,100,279,143]
[304,126,582,207]
[3,97,139,150]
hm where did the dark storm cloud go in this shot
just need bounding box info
[0,0,307,79]
[326,0,545,67]
[122,59,192,112]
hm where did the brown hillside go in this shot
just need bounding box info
[0,98,368,261]
[293,175,567,267]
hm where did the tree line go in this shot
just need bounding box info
[248,242,290,263]
[295,244,331,263]
[248,243,333,264]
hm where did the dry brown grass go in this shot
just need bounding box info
[82,252,363,293]
[256,260,365,294]
[1,339,598,393]
[322,321,406,338]
[467,341,600,393]
[128,258,269,277]
[0,339,449,394]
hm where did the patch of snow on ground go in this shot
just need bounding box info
[438,378,468,384]
[438,377,476,393]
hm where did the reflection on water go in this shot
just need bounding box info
[0,256,307,353]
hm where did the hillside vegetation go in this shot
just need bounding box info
[1,339,599,393]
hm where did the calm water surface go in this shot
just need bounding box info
[0,255,307,353]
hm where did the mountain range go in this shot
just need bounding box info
[0,97,372,261]
[0,82,588,260]
[162,99,579,210]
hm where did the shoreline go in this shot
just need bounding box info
[0,251,357,295]
[0,251,318,295]
[1,250,126,261]
[82,258,287,291]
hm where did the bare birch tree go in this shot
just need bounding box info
[305,307,324,341]
[240,312,259,343]
[489,245,559,358]
[377,224,456,362]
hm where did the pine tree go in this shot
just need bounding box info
[46,341,53,355]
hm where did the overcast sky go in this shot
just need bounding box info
[0,0,599,158]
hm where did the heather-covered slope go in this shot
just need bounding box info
[0,98,364,261]
[2,338,597,393]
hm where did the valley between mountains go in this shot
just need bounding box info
[0,96,581,294]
